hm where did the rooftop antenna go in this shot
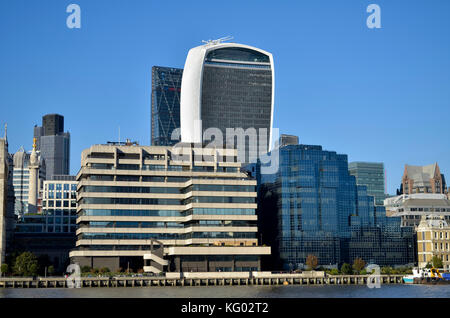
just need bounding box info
[118,126,120,144]
[202,36,234,46]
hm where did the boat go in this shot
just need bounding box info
[403,267,450,284]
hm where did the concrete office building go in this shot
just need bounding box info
[417,215,450,270]
[69,141,270,273]
[34,114,70,180]
[14,175,77,272]
[400,163,447,195]
[349,162,386,206]
[384,193,450,228]
[12,147,46,216]
[180,39,274,165]
[151,66,183,146]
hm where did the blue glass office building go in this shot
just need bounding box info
[256,141,415,269]
[151,66,183,146]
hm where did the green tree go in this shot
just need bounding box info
[47,265,55,276]
[381,266,393,275]
[352,258,366,274]
[305,254,318,270]
[341,263,353,275]
[13,252,39,277]
[425,262,433,269]
[1,264,8,277]
[329,268,340,275]
[81,266,91,273]
[432,256,443,268]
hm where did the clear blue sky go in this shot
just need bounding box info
[1,0,449,195]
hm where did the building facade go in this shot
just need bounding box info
[348,162,386,206]
[34,114,70,180]
[12,147,46,215]
[0,137,15,268]
[14,175,78,272]
[69,142,270,273]
[256,138,415,269]
[400,163,447,195]
[151,66,183,146]
[416,215,450,270]
[180,40,274,165]
[384,193,450,228]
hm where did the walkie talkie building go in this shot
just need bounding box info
[180,41,274,165]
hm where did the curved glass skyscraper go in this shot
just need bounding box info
[180,41,274,165]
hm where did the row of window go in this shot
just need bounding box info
[79,232,256,240]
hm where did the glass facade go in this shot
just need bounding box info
[16,178,78,233]
[151,66,183,146]
[34,114,70,180]
[349,162,386,206]
[201,47,272,165]
[257,142,415,269]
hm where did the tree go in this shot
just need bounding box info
[352,258,366,274]
[47,266,55,276]
[81,266,91,273]
[425,262,433,269]
[13,252,39,277]
[305,254,318,270]
[1,264,8,277]
[432,256,443,269]
[329,268,340,275]
[341,263,353,275]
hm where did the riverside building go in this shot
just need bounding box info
[416,215,450,270]
[69,141,270,273]
[255,137,415,270]
[13,175,77,272]
[0,134,15,268]
[180,38,274,165]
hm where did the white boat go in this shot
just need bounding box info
[402,268,431,284]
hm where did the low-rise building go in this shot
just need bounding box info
[14,175,77,272]
[69,142,270,273]
[416,215,450,270]
[384,193,450,228]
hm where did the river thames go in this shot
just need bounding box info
[0,284,449,298]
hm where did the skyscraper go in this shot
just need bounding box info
[151,66,183,146]
[180,40,274,165]
[34,114,70,180]
[348,162,386,206]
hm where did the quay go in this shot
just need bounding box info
[0,272,405,288]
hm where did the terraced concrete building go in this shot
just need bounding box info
[69,141,270,273]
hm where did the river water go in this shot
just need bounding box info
[0,284,449,298]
